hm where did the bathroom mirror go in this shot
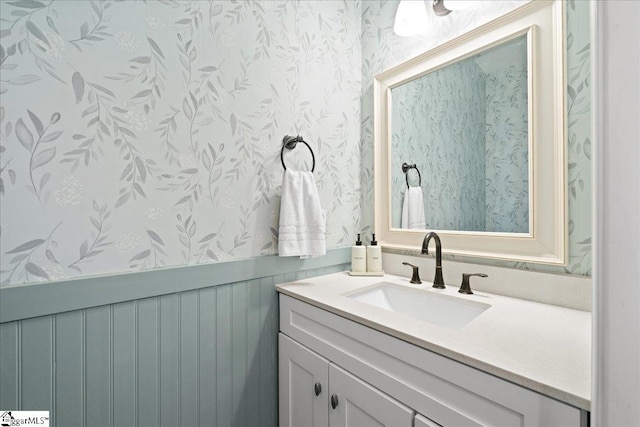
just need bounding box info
[374,0,566,264]
[391,34,529,233]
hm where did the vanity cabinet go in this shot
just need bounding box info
[279,333,414,427]
[278,294,584,427]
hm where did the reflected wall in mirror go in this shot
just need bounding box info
[392,35,529,233]
[374,0,566,265]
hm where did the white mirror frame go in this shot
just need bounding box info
[374,0,566,265]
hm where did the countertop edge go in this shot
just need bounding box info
[276,286,591,411]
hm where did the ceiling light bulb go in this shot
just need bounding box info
[394,0,429,37]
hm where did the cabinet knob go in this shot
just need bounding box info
[314,382,322,396]
[331,394,339,409]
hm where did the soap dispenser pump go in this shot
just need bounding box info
[366,234,382,273]
[351,234,366,273]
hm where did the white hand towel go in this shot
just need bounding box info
[401,186,426,229]
[278,170,326,258]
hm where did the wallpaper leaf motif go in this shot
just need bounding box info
[72,72,84,103]
[196,221,225,263]
[1,0,361,286]
[6,239,46,254]
[15,119,34,151]
[156,108,181,166]
[14,110,63,204]
[1,221,61,285]
[105,35,167,113]
[564,0,592,275]
[67,200,112,272]
[129,228,167,270]
[2,2,66,86]
[25,261,49,279]
[25,21,50,48]
[68,0,112,50]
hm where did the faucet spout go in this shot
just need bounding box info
[421,232,445,289]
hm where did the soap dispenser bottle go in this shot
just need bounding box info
[367,234,382,273]
[351,234,366,273]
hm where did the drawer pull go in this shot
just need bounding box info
[331,394,339,409]
[314,382,322,396]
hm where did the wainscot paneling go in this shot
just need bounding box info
[0,250,350,426]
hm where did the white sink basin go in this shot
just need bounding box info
[345,282,490,329]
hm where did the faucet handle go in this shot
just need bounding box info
[459,273,487,295]
[402,262,422,284]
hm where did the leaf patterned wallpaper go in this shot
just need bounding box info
[390,49,529,234]
[0,0,362,286]
[391,59,488,231]
[484,64,529,233]
[361,0,592,276]
[0,0,592,286]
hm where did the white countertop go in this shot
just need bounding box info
[276,271,591,411]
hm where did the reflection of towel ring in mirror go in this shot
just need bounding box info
[281,135,316,172]
[402,163,421,188]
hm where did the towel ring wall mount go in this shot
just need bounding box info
[402,162,421,188]
[281,135,315,172]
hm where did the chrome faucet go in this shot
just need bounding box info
[421,232,445,289]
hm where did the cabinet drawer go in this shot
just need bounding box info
[280,294,581,427]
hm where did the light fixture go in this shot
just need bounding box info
[394,0,479,36]
[393,0,430,37]
[432,0,452,17]
[433,0,478,16]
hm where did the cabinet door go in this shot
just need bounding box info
[279,333,329,427]
[328,364,413,427]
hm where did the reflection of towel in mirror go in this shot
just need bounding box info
[278,170,326,258]
[401,186,426,229]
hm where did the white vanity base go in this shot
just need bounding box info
[279,294,587,427]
